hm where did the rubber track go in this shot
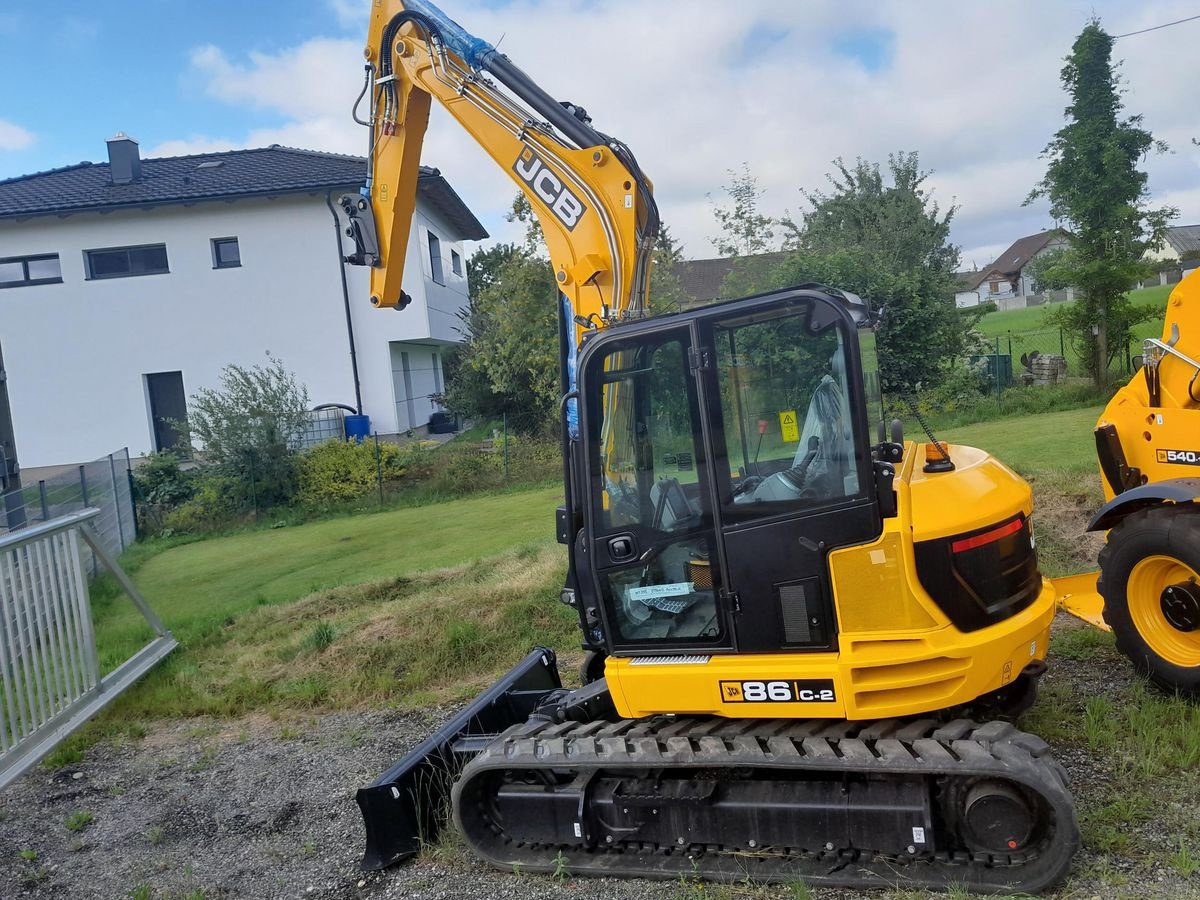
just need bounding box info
[453,716,1079,894]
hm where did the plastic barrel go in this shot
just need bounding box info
[344,414,371,444]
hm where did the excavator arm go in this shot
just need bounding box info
[341,0,659,351]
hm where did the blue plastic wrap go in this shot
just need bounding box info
[562,293,579,440]
[404,0,495,69]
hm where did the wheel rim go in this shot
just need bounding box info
[1127,555,1200,667]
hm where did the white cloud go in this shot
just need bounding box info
[0,119,34,152]
[326,0,370,31]
[156,0,1199,266]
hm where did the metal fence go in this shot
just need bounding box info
[972,329,1141,395]
[0,509,176,789]
[0,450,136,573]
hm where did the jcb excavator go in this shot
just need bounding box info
[1058,268,1200,694]
[340,1,1079,892]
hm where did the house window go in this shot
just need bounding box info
[211,237,241,269]
[427,231,444,285]
[85,244,169,280]
[989,280,1000,295]
[0,253,62,289]
[450,249,462,277]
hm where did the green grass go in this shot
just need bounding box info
[971,284,1172,380]
[975,283,1172,338]
[80,484,574,726]
[939,406,1103,477]
[64,810,94,832]
[93,485,562,674]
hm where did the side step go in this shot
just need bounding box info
[356,647,563,870]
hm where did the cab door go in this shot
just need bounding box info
[697,293,881,653]
[580,326,732,653]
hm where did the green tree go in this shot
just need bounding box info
[1027,20,1176,386]
[444,197,560,432]
[465,242,521,301]
[722,154,965,392]
[709,164,777,257]
[648,224,692,312]
[183,356,310,508]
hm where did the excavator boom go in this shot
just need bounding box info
[344,0,658,349]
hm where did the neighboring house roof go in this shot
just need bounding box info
[1164,224,1200,257]
[989,229,1068,277]
[0,144,488,240]
[675,251,791,303]
[955,270,987,291]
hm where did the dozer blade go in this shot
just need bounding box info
[1053,571,1109,631]
[356,647,563,870]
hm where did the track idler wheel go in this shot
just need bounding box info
[958,780,1036,853]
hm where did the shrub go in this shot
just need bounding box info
[181,356,310,509]
[133,452,198,508]
[296,440,405,504]
[161,473,241,534]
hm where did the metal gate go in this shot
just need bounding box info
[0,509,176,788]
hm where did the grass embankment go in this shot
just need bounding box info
[72,486,573,751]
[971,283,1172,381]
[974,282,1172,338]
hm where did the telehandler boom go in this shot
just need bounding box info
[340,2,1079,892]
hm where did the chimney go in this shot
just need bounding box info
[106,133,142,185]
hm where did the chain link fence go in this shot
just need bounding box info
[0,450,136,574]
[971,328,1141,395]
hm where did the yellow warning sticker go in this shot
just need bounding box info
[778,409,800,443]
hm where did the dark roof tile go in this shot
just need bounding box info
[0,145,488,241]
[988,229,1069,276]
[675,251,791,302]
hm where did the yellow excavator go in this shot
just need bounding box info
[1057,269,1200,693]
[340,1,1079,892]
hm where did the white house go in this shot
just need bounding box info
[0,136,487,470]
[955,229,1072,308]
[1146,224,1200,263]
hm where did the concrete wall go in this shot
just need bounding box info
[0,192,472,467]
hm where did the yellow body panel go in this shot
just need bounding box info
[1097,269,1200,502]
[606,582,1054,720]
[608,441,1055,721]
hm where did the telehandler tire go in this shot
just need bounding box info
[1098,505,1200,695]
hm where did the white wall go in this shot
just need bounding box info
[1017,236,1071,296]
[0,191,473,467]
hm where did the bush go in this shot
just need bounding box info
[133,452,198,508]
[297,440,405,504]
[183,356,310,509]
[161,473,241,534]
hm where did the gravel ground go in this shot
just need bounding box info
[2,617,1199,900]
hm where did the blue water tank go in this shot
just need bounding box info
[344,414,370,443]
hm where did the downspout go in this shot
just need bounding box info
[327,190,364,415]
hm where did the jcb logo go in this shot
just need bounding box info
[513,149,586,231]
[1159,448,1200,466]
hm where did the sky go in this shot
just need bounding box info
[1,0,1198,269]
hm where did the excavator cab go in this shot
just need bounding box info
[577,286,882,657]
